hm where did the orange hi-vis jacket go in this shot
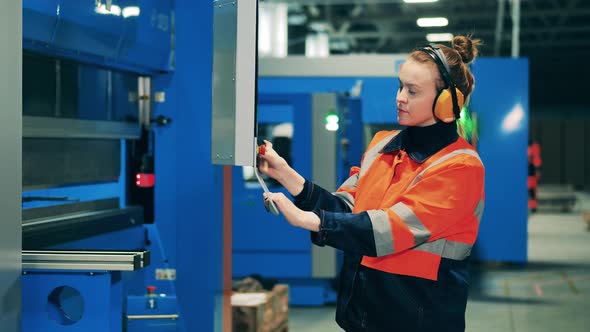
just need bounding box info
[527,141,542,189]
[295,126,485,330]
[528,141,542,170]
[341,130,485,280]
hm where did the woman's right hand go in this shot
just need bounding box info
[258,140,290,182]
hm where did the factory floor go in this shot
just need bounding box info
[290,193,590,331]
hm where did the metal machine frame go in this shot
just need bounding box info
[0,1,22,330]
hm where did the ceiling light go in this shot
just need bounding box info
[308,5,320,17]
[288,13,307,25]
[122,6,140,18]
[95,4,121,16]
[417,17,448,27]
[329,38,350,52]
[426,33,454,42]
[404,0,439,3]
[309,22,329,33]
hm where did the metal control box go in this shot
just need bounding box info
[212,0,258,166]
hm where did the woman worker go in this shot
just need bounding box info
[259,35,484,332]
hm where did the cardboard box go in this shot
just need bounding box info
[232,284,289,332]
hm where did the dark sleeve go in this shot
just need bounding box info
[293,179,376,254]
[292,179,352,213]
[310,209,377,257]
[294,180,375,253]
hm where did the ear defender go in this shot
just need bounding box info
[433,87,464,123]
[419,44,463,123]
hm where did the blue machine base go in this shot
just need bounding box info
[126,295,179,332]
[22,271,122,332]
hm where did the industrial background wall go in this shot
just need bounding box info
[530,115,590,189]
[0,1,22,331]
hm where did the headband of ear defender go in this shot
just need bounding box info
[419,44,465,123]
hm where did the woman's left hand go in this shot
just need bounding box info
[264,192,321,232]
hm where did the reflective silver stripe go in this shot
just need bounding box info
[442,240,473,260]
[390,202,430,245]
[332,173,359,210]
[413,239,473,260]
[340,173,359,190]
[367,210,394,256]
[408,148,484,189]
[474,198,485,223]
[360,132,399,177]
[413,238,446,256]
[333,191,355,211]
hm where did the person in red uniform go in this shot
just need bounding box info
[528,140,542,212]
[259,36,484,332]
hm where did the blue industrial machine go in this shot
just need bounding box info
[23,0,172,73]
[233,93,336,305]
[470,58,529,263]
[232,91,365,305]
[18,1,223,332]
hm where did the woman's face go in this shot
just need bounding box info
[396,59,440,127]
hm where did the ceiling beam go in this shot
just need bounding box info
[309,7,590,26]
[331,25,590,40]
[548,0,580,42]
[266,0,500,5]
[265,0,434,4]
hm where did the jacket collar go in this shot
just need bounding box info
[381,121,459,163]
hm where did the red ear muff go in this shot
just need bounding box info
[433,87,464,123]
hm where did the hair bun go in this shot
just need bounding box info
[451,35,480,64]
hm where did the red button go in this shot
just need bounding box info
[136,173,155,188]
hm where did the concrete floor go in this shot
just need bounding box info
[290,194,590,331]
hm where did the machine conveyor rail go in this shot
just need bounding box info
[22,250,150,272]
